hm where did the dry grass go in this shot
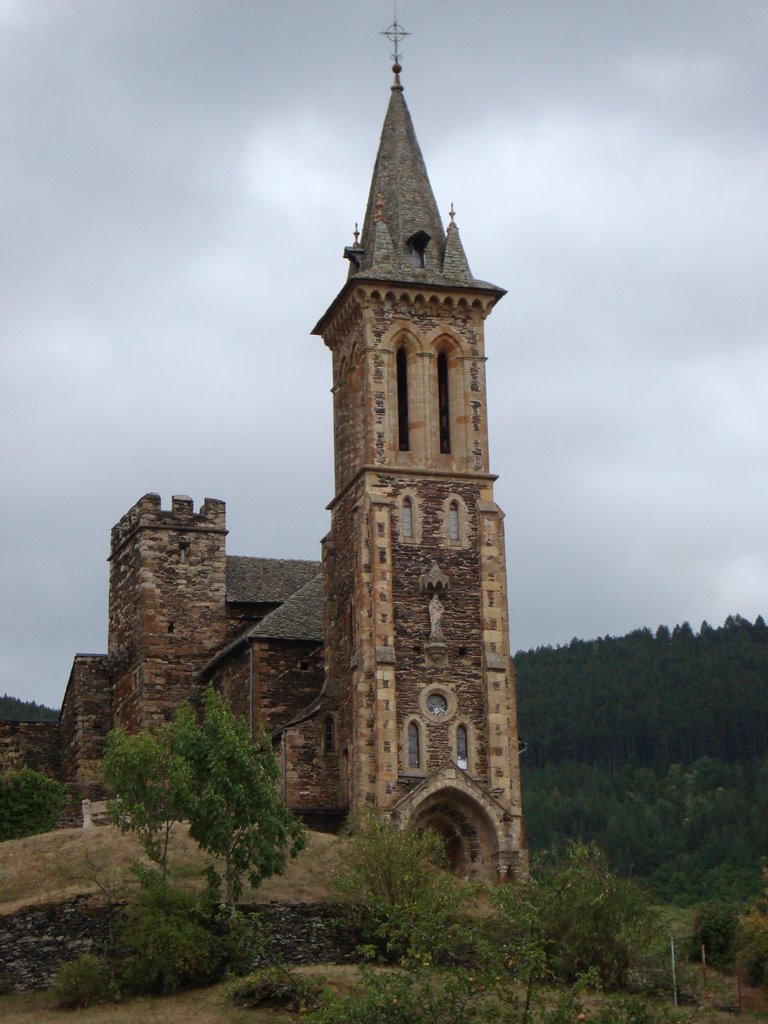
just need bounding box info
[0,823,342,914]
[1,967,766,1024]
[0,966,363,1024]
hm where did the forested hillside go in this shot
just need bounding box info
[0,694,59,721]
[516,614,768,771]
[515,614,768,903]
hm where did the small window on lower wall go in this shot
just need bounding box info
[456,725,468,770]
[324,716,335,754]
[402,497,413,538]
[408,721,421,769]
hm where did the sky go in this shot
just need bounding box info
[1,1,766,710]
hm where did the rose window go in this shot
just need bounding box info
[426,693,448,717]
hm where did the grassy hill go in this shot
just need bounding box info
[0,824,340,915]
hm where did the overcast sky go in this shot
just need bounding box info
[1,1,766,709]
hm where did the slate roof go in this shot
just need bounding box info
[226,556,322,604]
[246,573,324,642]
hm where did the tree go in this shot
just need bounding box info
[104,687,305,908]
[173,687,305,910]
[103,725,189,877]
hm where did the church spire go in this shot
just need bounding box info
[358,72,447,281]
[344,58,501,293]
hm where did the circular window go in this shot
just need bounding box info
[426,693,448,717]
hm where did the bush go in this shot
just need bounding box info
[52,953,114,1008]
[118,873,218,994]
[0,768,68,840]
[118,869,260,994]
[229,964,324,1012]
[307,961,509,1024]
[494,842,661,991]
[689,901,738,967]
[334,810,466,960]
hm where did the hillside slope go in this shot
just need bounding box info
[0,824,340,914]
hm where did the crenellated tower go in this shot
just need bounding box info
[312,61,526,880]
[107,493,228,730]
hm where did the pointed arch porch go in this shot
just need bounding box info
[388,762,525,884]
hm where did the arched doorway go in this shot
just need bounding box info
[411,788,499,883]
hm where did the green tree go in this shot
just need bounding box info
[104,687,304,908]
[173,687,305,910]
[103,725,189,877]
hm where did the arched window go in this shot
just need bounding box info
[408,721,421,769]
[396,347,409,451]
[456,725,468,770]
[437,351,451,453]
[449,500,460,542]
[402,497,413,539]
[324,716,335,754]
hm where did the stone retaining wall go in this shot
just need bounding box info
[0,896,360,993]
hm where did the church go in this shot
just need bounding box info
[56,57,527,882]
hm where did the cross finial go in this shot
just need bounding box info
[353,222,360,244]
[381,5,410,68]
[449,203,456,225]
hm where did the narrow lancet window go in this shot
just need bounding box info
[408,722,421,768]
[437,351,451,453]
[324,717,335,754]
[449,500,460,542]
[402,498,413,538]
[457,725,468,770]
[397,347,409,451]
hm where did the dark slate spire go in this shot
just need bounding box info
[358,68,446,280]
[346,64,502,293]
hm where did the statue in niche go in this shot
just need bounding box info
[429,592,445,640]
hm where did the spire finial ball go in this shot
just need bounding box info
[393,62,401,75]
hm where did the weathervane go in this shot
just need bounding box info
[381,4,410,66]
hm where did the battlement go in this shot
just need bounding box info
[110,493,227,556]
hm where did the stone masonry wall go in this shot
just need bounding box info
[0,896,360,993]
[385,473,489,787]
[209,640,323,735]
[59,655,111,798]
[0,720,61,778]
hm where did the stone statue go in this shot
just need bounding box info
[429,593,445,640]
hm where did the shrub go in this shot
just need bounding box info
[689,901,738,967]
[307,961,508,1024]
[737,910,768,986]
[118,868,261,994]
[334,809,466,960]
[0,768,68,840]
[52,953,114,1008]
[229,964,324,1012]
[118,873,218,994]
[494,841,661,991]
[592,995,685,1024]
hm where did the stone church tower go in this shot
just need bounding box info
[312,63,526,881]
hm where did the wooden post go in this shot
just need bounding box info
[701,942,708,1002]
[670,935,678,1007]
